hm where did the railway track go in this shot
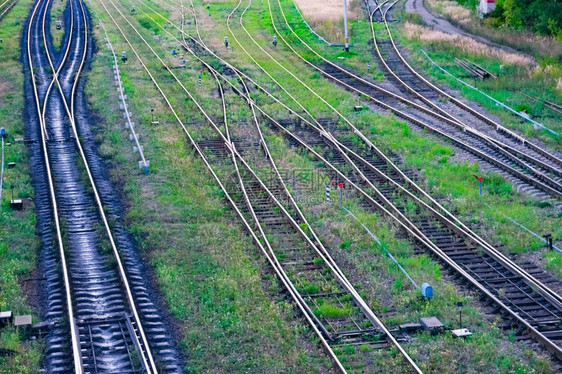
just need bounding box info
[521,92,562,116]
[135,0,562,361]
[263,0,562,201]
[24,0,180,372]
[0,0,17,19]
[94,0,425,372]
[370,0,562,150]
[369,1,562,194]
[91,0,562,366]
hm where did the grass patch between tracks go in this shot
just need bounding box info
[79,0,560,372]
[84,3,333,371]
[0,0,44,372]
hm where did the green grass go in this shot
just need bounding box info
[0,0,44,372]
[313,303,353,318]
[83,4,332,371]
[49,0,66,50]
[74,0,561,372]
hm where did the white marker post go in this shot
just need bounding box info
[343,0,349,52]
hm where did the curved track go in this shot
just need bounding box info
[94,0,425,372]
[24,0,180,372]
[266,0,562,200]
[369,1,562,195]
[136,0,562,361]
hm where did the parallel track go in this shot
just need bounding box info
[270,0,562,199]
[0,0,17,19]
[95,0,424,372]
[369,1,562,195]
[370,0,562,163]
[144,0,562,360]
[25,0,181,371]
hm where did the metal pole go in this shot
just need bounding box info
[343,0,349,52]
[340,187,343,207]
[479,181,482,197]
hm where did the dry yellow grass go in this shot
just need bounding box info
[428,0,471,24]
[294,0,359,23]
[403,22,535,67]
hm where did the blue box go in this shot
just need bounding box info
[421,283,433,298]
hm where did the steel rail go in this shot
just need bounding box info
[521,92,562,116]
[126,0,562,358]
[180,0,562,358]
[139,0,419,343]
[270,0,562,307]
[286,0,562,182]
[270,0,562,197]
[94,1,351,371]
[369,1,562,181]
[225,0,562,313]
[41,0,76,141]
[288,0,562,180]
[101,2,425,372]
[138,0,562,310]
[232,0,562,199]
[118,0,403,350]
[121,0,339,350]
[39,0,158,371]
[26,0,82,371]
[372,0,562,166]
[0,0,16,18]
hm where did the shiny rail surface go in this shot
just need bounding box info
[25,0,181,371]
[93,0,425,371]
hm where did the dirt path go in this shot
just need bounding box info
[404,0,535,61]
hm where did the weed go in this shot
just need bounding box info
[314,303,353,317]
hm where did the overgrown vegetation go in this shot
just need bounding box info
[426,0,562,59]
[3,0,558,370]
[488,0,562,41]
[85,3,332,371]
[0,0,43,372]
